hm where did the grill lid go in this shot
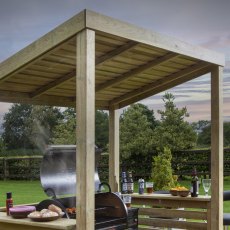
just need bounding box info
[40,145,102,197]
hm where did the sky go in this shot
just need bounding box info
[0,0,230,122]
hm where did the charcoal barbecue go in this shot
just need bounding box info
[37,145,138,229]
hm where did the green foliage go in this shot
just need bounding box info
[95,110,109,149]
[154,93,197,151]
[197,122,230,147]
[152,147,175,190]
[2,104,63,150]
[120,103,155,159]
[224,122,230,146]
[2,104,33,149]
[27,106,63,150]
[52,109,109,149]
[52,108,76,145]
[197,125,211,147]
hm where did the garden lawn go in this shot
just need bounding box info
[1,179,230,212]
[0,180,47,207]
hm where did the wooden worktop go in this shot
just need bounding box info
[130,193,211,201]
[0,212,76,230]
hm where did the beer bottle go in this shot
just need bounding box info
[191,168,199,197]
[127,171,134,194]
[121,171,128,194]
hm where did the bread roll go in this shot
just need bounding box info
[28,211,41,218]
[48,204,62,216]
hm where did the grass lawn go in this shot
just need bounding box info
[1,179,230,213]
[0,180,47,207]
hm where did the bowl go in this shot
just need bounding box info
[169,189,178,196]
[10,206,36,218]
[178,190,190,197]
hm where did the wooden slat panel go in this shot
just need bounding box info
[30,70,75,98]
[96,53,179,92]
[139,207,207,220]
[111,62,210,106]
[132,197,208,209]
[139,217,207,230]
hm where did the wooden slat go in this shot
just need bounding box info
[110,62,210,107]
[132,197,208,209]
[96,40,138,65]
[30,70,75,98]
[139,207,207,220]
[76,29,95,230]
[0,90,75,107]
[139,217,207,230]
[96,52,179,92]
[210,66,223,230]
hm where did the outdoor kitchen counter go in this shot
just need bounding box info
[130,193,212,230]
[130,192,211,201]
[0,212,76,230]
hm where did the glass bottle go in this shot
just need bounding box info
[121,171,128,194]
[191,168,199,197]
[6,192,13,216]
[127,171,134,194]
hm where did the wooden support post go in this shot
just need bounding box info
[3,158,9,180]
[211,66,223,230]
[109,107,120,192]
[76,29,95,230]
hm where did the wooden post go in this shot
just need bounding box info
[211,66,223,230]
[109,107,120,192]
[3,158,9,180]
[76,29,95,230]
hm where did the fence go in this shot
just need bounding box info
[0,148,230,180]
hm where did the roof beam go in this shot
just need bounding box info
[86,10,225,66]
[30,41,138,98]
[0,90,75,107]
[0,10,85,80]
[96,40,138,65]
[29,70,75,98]
[96,52,179,92]
[110,62,211,107]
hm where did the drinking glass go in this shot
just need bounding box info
[202,179,211,196]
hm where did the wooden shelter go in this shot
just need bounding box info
[0,9,224,229]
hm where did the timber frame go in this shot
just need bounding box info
[0,9,224,230]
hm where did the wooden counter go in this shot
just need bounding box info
[0,212,76,230]
[130,193,211,230]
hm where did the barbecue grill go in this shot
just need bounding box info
[37,145,138,229]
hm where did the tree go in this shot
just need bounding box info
[154,93,197,151]
[191,120,210,133]
[152,147,175,190]
[2,104,33,149]
[95,110,109,149]
[120,103,155,159]
[52,109,109,150]
[52,108,76,145]
[26,105,63,150]
[197,121,230,147]
[224,122,230,146]
[120,103,156,178]
[2,104,63,150]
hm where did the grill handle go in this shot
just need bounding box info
[44,188,57,199]
[97,182,111,193]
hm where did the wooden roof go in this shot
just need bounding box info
[0,10,225,110]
